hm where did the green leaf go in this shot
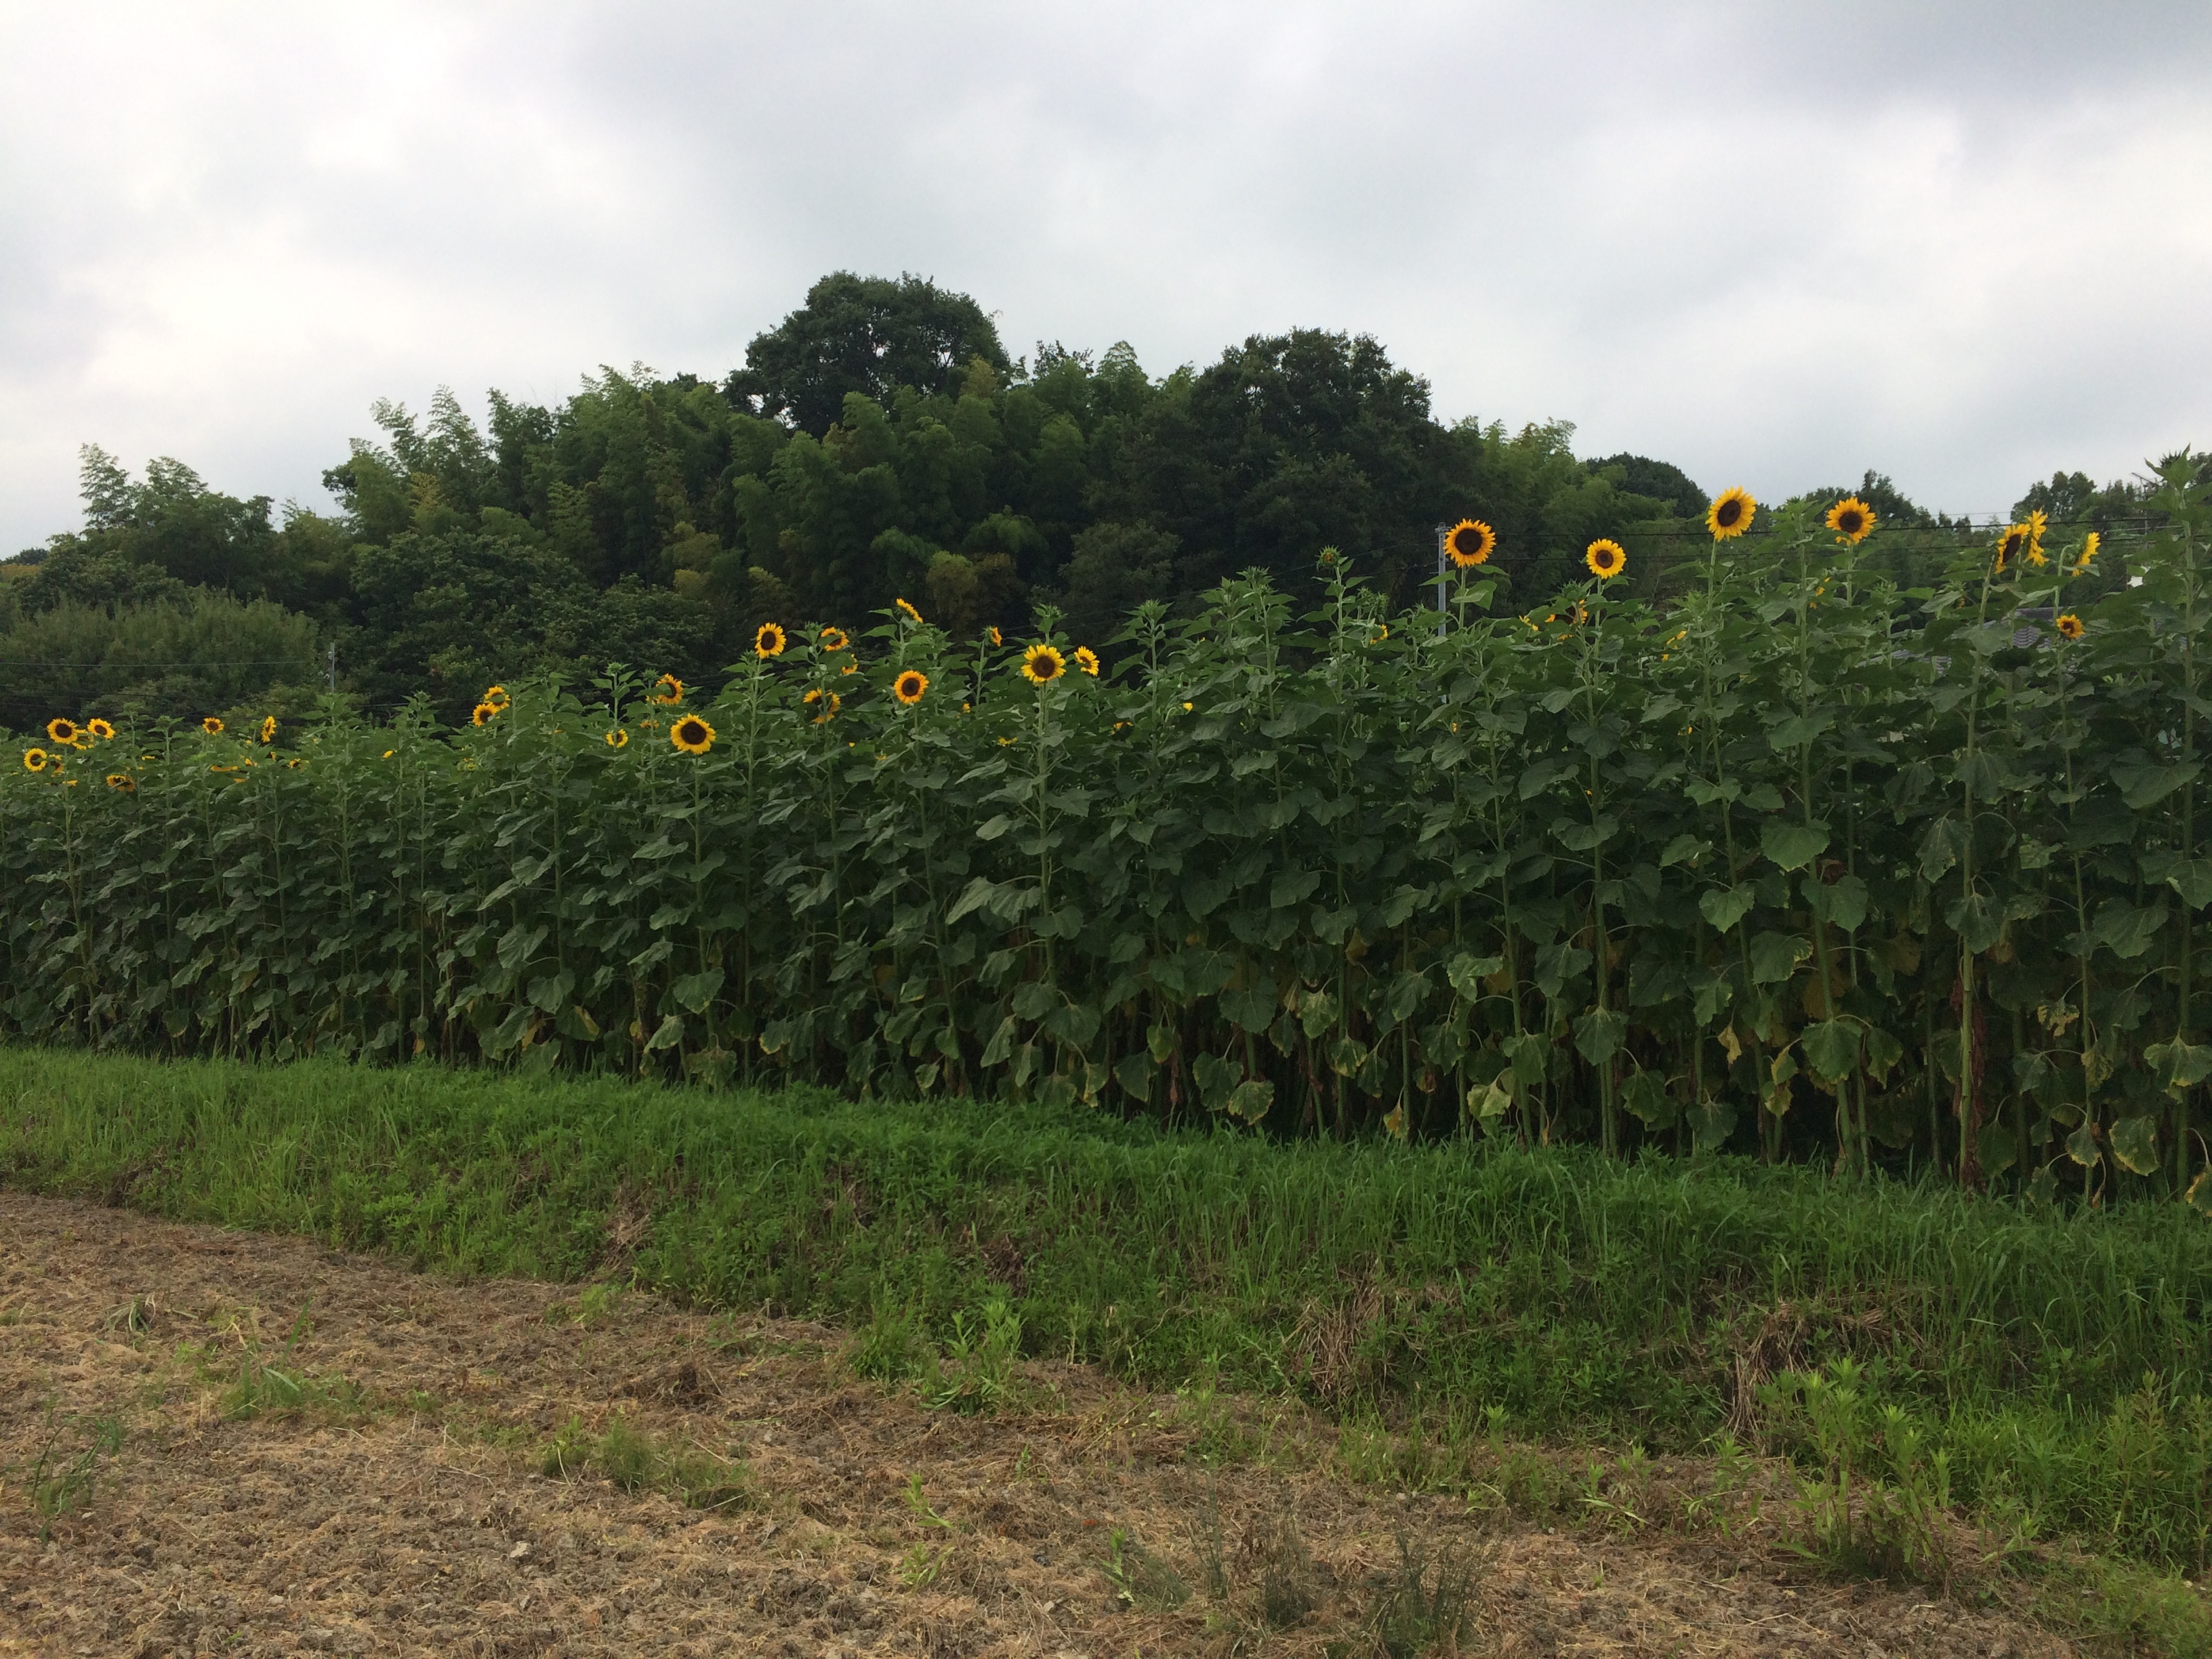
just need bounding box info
[1113,1050,1154,1099]
[975,814,1013,841]
[1760,821,1829,872]
[2116,760,2201,810]
[1620,1069,1677,1130]
[1688,1098,1735,1153]
[2091,899,2169,961]
[670,968,724,1014]
[1191,1050,1240,1110]
[1269,869,1320,909]
[1219,984,1277,1033]
[1658,834,1711,869]
[1574,1007,1627,1065]
[1804,874,1868,933]
[1225,1079,1275,1124]
[2066,1120,2102,1168]
[1446,954,1504,998]
[980,1015,1017,1068]
[2110,1114,2160,1176]
[1946,893,2002,955]
[642,1012,684,1052]
[1801,1018,1860,1084]
[1699,884,1756,933]
[1748,932,1810,985]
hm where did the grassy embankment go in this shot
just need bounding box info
[3,1048,2209,1585]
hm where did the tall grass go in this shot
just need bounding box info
[5,1048,2208,1568]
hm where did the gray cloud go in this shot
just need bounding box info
[3,0,2208,550]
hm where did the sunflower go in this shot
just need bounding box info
[201,716,224,735]
[45,718,77,744]
[472,701,499,727]
[1585,539,1628,580]
[670,714,716,754]
[2055,613,2085,641]
[285,758,304,769]
[260,715,278,744]
[1994,523,2030,573]
[840,660,858,676]
[756,622,787,659]
[893,669,929,705]
[22,748,46,772]
[1825,497,1875,546]
[802,688,842,722]
[651,672,684,705]
[2024,508,2050,567]
[2075,531,2102,572]
[1445,518,1496,568]
[1073,647,1101,676]
[1021,643,1066,685]
[605,728,629,748]
[895,597,924,625]
[818,626,849,653]
[988,626,1003,647]
[1706,487,1755,540]
[86,718,115,741]
[106,773,135,792]
[1370,623,1390,644]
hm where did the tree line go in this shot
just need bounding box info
[0,270,2158,731]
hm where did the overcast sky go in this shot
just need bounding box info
[4,1,2209,552]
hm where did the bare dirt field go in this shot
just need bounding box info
[0,1188,2098,1656]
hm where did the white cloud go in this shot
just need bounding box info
[2,0,2208,548]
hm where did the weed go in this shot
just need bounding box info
[903,1473,953,1530]
[1252,1506,1323,1630]
[544,1282,623,1328]
[1103,1523,1191,1611]
[1350,1532,1475,1659]
[536,1414,754,1510]
[216,1307,366,1423]
[898,1541,949,1589]
[917,1297,1024,1414]
[14,1403,125,1540]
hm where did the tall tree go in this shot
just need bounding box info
[727,272,1010,436]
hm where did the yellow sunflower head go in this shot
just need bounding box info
[605,727,629,748]
[285,758,304,769]
[23,747,47,772]
[1073,646,1101,676]
[840,660,858,676]
[895,597,924,626]
[802,688,842,722]
[1370,623,1390,644]
[670,714,716,754]
[1445,518,1496,569]
[45,717,77,745]
[1994,524,2029,572]
[893,669,929,706]
[819,626,849,653]
[756,622,787,659]
[2075,530,2102,572]
[1585,539,1627,580]
[86,718,115,741]
[1020,643,1066,685]
[260,716,277,744]
[1706,487,1755,540]
[201,716,224,736]
[651,672,684,705]
[2024,508,2050,566]
[105,772,134,792]
[471,701,498,727]
[1825,497,1875,546]
[483,685,510,711]
[2055,613,2085,641]
[988,626,1003,647]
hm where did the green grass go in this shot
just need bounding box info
[4,1047,2211,1577]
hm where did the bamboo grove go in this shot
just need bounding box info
[7,456,2212,1208]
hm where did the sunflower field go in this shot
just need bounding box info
[5,457,2211,1207]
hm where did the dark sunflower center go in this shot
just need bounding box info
[1839,510,1863,533]
[1717,499,1743,527]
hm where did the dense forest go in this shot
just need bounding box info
[0,271,2158,731]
